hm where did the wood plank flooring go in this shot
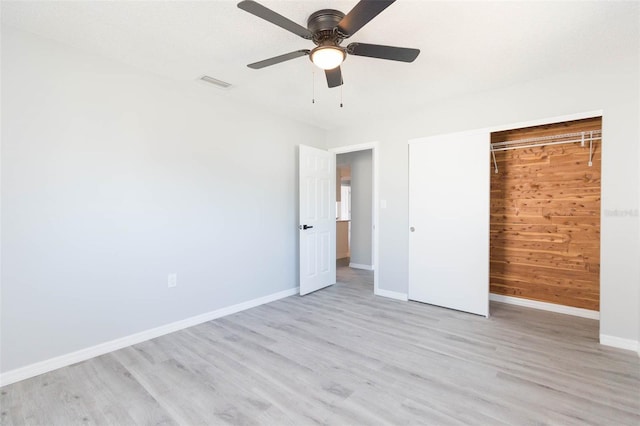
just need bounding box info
[2,264,639,425]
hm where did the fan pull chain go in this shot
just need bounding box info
[312,70,315,104]
[340,84,343,108]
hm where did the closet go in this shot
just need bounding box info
[489,117,602,312]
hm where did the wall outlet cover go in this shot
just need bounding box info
[168,273,177,288]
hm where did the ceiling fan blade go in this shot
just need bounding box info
[347,43,420,62]
[247,50,310,69]
[337,0,396,38]
[238,0,313,39]
[325,67,343,88]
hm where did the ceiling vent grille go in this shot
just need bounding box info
[199,75,232,89]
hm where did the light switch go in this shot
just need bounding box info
[380,199,387,209]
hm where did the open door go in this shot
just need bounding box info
[299,145,336,295]
[408,131,490,316]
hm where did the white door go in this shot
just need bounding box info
[299,145,336,295]
[408,131,490,316]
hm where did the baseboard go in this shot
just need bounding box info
[375,288,408,301]
[489,293,599,320]
[599,334,639,352]
[0,287,299,387]
[349,263,374,271]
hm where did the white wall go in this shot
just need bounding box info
[326,22,640,345]
[0,27,325,373]
[337,151,373,267]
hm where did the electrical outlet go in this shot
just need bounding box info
[168,273,177,288]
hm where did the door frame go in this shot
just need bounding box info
[329,142,379,295]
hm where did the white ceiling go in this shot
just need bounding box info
[2,1,637,130]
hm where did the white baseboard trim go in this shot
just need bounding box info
[489,293,599,320]
[375,288,408,301]
[0,287,299,387]
[600,334,639,352]
[349,263,374,271]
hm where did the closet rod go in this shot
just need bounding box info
[492,135,601,152]
[490,130,601,173]
[491,130,601,151]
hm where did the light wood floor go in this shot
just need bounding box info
[2,264,639,425]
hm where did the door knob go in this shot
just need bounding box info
[410,226,415,232]
[299,224,314,230]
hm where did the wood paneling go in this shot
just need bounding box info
[490,117,602,311]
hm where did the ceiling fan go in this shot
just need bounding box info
[237,0,420,88]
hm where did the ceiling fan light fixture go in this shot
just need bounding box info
[310,45,346,70]
[238,0,421,88]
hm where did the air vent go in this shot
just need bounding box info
[199,75,232,89]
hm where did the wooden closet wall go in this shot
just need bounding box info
[489,117,602,311]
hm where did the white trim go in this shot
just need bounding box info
[490,294,600,320]
[0,287,299,387]
[486,110,604,133]
[600,334,639,352]
[329,142,379,296]
[349,263,374,271]
[408,128,490,145]
[375,289,408,301]
[330,142,378,154]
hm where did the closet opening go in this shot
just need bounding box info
[489,117,602,318]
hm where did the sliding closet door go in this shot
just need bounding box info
[408,131,490,317]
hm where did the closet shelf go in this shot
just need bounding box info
[490,130,601,173]
[491,130,601,152]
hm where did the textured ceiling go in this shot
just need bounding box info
[2,1,638,130]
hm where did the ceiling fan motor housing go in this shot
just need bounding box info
[307,9,345,45]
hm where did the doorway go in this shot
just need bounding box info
[330,143,379,294]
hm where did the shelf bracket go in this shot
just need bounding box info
[588,130,594,167]
[490,145,498,174]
